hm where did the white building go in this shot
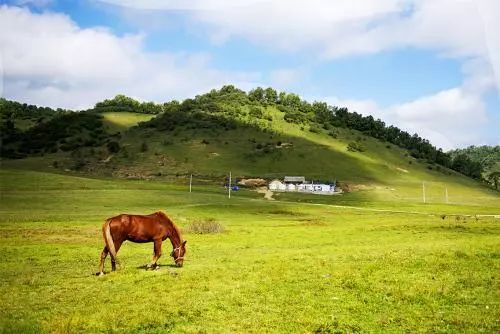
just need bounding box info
[284,176,305,184]
[269,176,336,194]
[269,179,286,191]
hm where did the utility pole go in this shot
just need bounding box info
[189,174,192,193]
[422,182,426,203]
[228,171,231,199]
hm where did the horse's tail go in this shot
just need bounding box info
[102,219,117,259]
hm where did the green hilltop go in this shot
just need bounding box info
[1,86,498,208]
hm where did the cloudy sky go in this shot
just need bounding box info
[0,0,499,150]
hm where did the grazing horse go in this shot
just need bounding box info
[97,211,187,275]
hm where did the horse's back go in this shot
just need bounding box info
[107,212,167,243]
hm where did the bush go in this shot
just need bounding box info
[184,218,225,234]
[309,125,321,133]
[73,159,86,170]
[249,106,263,118]
[347,142,365,152]
[328,130,337,138]
[107,141,120,153]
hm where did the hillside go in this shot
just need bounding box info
[1,88,498,207]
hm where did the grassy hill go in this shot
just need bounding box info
[1,88,498,208]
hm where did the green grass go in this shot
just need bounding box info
[0,169,499,333]
[101,112,155,132]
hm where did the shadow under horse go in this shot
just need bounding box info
[97,211,187,275]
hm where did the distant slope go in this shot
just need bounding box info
[1,86,498,207]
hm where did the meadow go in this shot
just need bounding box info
[0,169,499,333]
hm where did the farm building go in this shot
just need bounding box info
[269,176,335,194]
[269,179,286,191]
[284,176,305,184]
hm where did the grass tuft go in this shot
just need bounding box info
[183,218,225,234]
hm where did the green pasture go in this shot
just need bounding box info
[0,169,499,333]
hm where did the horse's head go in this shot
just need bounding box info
[171,240,187,267]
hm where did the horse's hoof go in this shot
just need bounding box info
[96,272,105,276]
[154,265,160,270]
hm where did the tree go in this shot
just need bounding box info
[487,171,500,190]
[264,87,278,104]
[248,87,265,102]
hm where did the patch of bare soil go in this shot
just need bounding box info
[238,178,267,187]
[337,182,375,193]
[102,155,114,163]
[257,187,275,200]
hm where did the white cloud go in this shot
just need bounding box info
[269,68,304,88]
[0,5,260,109]
[99,0,500,92]
[326,86,490,150]
[98,1,493,55]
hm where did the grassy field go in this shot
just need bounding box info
[0,169,499,333]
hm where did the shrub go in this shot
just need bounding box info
[249,106,263,118]
[328,130,337,138]
[107,141,120,153]
[347,142,365,152]
[73,159,86,170]
[184,218,225,234]
[309,125,321,133]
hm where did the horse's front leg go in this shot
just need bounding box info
[147,239,162,270]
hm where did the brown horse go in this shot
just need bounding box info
[97,211,187,275]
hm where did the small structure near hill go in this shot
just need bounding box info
[269,176,336,194]
[269,179,286,191]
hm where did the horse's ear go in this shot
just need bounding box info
[183,240,187,246]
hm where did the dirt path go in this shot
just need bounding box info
[257,187,275,200]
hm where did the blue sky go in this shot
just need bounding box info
[0,0,499,149]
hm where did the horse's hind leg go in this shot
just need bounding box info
[110,240,124,271]
[97,246,108,276]
[147,239,162,269]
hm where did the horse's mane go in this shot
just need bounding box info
[156,211,183,240]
